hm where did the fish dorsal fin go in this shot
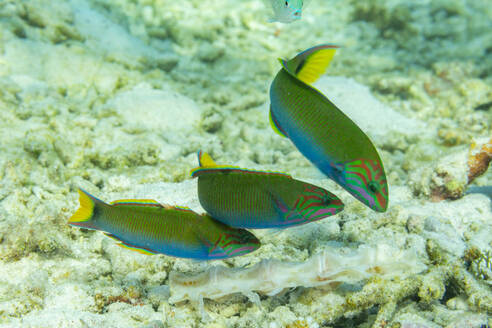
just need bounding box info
[143,203,195,214]
[269,106,288,138]
[191,150,221,177]
[191,165,241,178]
[197,150,217,168]
[280,44,339,85]
[110,199,163,207]
[109,199,177,215]
[192,151,239,177]
[109,198,193,213]
[192,166,292,179]
[170,205,194,213]
[191,150,291,178]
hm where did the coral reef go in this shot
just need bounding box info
[0,0,491,327]
[410,137,492,201]
[468,248,492,286]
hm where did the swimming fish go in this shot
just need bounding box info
[263,0,308,23]
[190,151,344,228]
[269,45,389,212]
[68,189,260,259]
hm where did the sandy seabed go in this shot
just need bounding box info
[0,0,491,327]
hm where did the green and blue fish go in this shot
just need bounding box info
[269,45,389,212]
[190,151,344,229]
[68,189,260,260]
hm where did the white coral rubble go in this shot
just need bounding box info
[169,244,427,305]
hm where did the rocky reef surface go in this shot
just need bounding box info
[0,0,491,327]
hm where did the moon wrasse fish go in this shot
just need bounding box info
[190,151,344,229]
[68,189,260,259]
[269,45,389,212]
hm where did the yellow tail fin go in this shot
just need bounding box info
[281,44,339,85]
[68,189,96,223]
[296,47,337,84]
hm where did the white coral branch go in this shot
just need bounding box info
[169,244,427,304]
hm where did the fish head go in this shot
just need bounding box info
[216,227,261,258]
[270,0,303,23]
[293,185,344,220]
[334,159,388,212]
[198,215,261,259]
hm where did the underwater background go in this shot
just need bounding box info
[0,0,491,327]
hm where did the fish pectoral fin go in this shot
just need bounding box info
[328,162,346,183]
[192,231,228,258]
[103,232,157,255]
[269,107,288,138]
[268,191,304,224]
[266,191,289,216]
[207,244,229,258]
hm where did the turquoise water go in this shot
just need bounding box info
[0,0,491,327]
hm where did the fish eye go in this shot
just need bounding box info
[285,1,289,7]
[368,181,379,193]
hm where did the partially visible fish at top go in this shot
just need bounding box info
[263,0,310,23]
